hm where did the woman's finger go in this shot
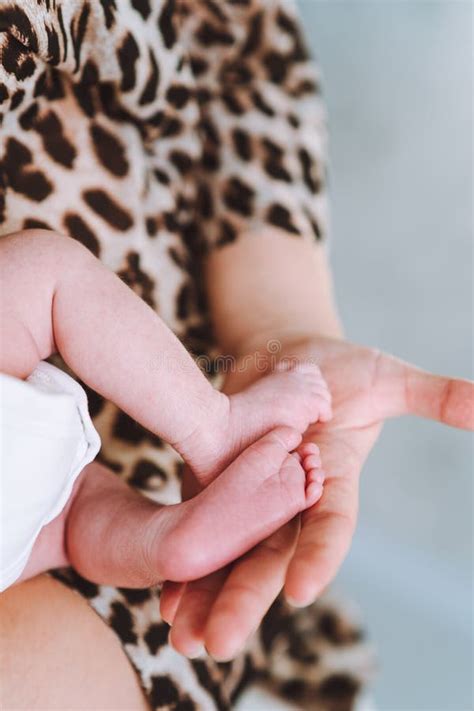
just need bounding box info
[284,490,357,606]
[159,581,186,625]
[203,518,300,661]
[374,353,474,429]
[169,569,229,658]
[402,366,474,429]
[283,428,373,606]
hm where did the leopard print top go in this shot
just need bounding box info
[0,2,373,709]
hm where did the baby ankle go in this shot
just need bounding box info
[173,391,231,473]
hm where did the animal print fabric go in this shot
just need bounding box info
[0,1,373,708]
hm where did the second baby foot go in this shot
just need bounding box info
[178,361,332,486]
[152,428,325,582]
[66,428,325,587]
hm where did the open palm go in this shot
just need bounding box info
[161,336,473,660]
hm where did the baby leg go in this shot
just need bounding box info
[66,428,325,587]
[15,474,83,586]
[1,231,331,491]
[0,230,225,447]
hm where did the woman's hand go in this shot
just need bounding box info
[160,335,473,660]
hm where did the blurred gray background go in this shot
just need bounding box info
[300,1,473,709]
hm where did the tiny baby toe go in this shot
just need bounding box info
[299,442,319,456]
[308,468,325,484]
[303,454,321,471]
[306,396,332,425]
[318,399,333,422]
[311,380,331,400]
[309,387,331,403]
[305,481,323,508]
[320,385,332,401]
[291,451,302,463]
[313,390,330,405]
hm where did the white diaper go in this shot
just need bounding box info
[0,362,101,592]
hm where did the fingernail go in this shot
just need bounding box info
[209,646,243,663]
[169,636,206,659]
[186,643,206,659]
[285,595,315,609]
[209,652,232,663]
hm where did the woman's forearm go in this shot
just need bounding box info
[205,227,343,359]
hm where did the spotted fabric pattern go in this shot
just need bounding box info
[0,1,371,709]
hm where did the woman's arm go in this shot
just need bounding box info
[163,228,473,659]
[205,227,342,371]
[163,0,473,660]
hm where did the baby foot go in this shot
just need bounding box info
[178,361,331,486]
[153,428,325,582]
[66,428,325,587]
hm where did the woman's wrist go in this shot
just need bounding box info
[220,332,334,396]
[206,231,343,356]
[234,319,344,373]
[233,325,343,361]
